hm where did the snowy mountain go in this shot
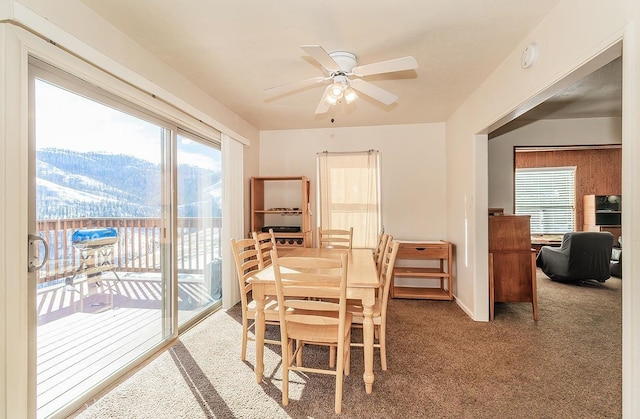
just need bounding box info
[36,148,221,220]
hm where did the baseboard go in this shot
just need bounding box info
[454,296,485,321]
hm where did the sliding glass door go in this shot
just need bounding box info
[28,59,222,418]
[176,132,222,326]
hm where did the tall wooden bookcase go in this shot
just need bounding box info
[250,176,312,251]
[583,194,621,240]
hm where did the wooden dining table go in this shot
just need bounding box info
[249,247,380,393]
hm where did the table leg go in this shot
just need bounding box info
[362,303,375,393]
[254,287,266,383]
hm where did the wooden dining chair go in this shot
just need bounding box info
[252,229,276,269]
[348,239,400,371]
[230,238,280,361]
[318,227,353,249]
[374,233,391,276]
[271,249,352,414]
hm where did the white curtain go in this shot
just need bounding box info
[221,133,244,309]
[317,150,380,248]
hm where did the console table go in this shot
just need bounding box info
[391,240,453,300]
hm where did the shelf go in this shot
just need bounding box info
[253,210,303,214]
[584,194,622,231]
[392,286,451,300]
[272,232,306,237]
[274,239,305,246]
[394,267,451,278]
[252,176,308,181]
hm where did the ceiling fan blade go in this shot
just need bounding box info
[301,45,340,72]
[351,56,418,77]
[350,79,398,105]
[264,76,327,96]
[314,85,332,114]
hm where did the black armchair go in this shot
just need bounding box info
[536,231,614,283]
[610,238,622,278]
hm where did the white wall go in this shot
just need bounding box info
[260,123,447,242]
[489,116,622,213]
[444,0,639,415]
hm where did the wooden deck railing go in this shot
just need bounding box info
[36,217,222,285]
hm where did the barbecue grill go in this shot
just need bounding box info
[71,227,119,249]
[65,227,120,288]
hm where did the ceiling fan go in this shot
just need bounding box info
[265,45,418,114]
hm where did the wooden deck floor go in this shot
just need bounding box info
[36,273,215,418]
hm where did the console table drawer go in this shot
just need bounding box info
[398,243,449,259]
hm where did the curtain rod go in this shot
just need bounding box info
[317,150,379,155]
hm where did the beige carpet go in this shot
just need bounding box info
[71,271,622,418]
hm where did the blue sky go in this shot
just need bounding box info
[35,79,221,171]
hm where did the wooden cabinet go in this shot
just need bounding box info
[489,215,538,321]
[250,176,312,251]
[391,240,453,300]
[583,194,621,239]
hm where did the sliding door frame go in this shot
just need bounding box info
[2,4,249,413]
[27,58,227,418]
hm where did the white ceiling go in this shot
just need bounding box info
[520,56,622,121]
[78,0,620,131]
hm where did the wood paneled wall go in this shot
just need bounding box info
[515,147,621,231]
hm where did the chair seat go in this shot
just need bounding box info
[287,313,352,344]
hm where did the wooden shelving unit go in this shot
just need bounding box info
[250,176,312,251]
[391,240,453,300]
[583,194,621,239]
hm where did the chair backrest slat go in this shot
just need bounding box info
[378,240,400,308]
[374,233,391,276]
[318,227,354,249]
[231,238,261,306]
[252,229,277,269]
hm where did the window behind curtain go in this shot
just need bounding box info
[317,151,381,248]
[515,166,576,234]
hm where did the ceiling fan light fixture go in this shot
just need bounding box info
[344,87,358,103]
[324,93,339,105]
[329,82,343,99]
